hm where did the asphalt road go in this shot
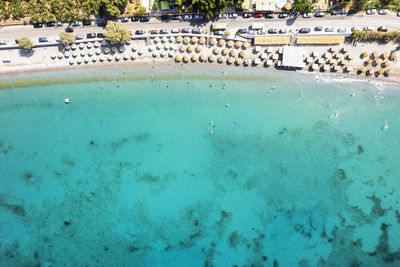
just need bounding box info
[0,13,399,45]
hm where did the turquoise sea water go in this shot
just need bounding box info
[0,67,400,266]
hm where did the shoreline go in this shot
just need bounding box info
[1,57,399,90]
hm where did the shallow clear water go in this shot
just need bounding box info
[0,67,400,266]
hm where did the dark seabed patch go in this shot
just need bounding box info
[0,198,26,217]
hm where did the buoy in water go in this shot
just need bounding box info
[65,98,71,104]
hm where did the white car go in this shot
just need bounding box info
[378,9,388,15]
[248,30,257,35]
[302,13,312,18]
[337,27,346,33]
[214,30,224,35]
[183,15,192,20]
[398,11,400,16]
[351,26,361,31]
[0,40,7,45]
[257,29,266,35]
[366,9,376,15]
[219,14,228,19]
[171,28,180,33]
[194,14,203,20]
[228,13,238,19]
[364,26,375,31]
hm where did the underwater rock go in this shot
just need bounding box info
[63,218,71,226]
[357,144,364,154]
[0,198,26,217]
[90,141,95,145]
[278,127,287,135]
[367,194,386,218]
[138,173,159,183]
[23,171,33,180]
[273,259,279,267]
[128,246,140,252]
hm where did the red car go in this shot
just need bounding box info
[151,30,158,34]
[254,13,262,18]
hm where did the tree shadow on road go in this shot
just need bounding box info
[19,49,35,58]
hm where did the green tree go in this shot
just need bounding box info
[103,21,132,44]
[98,0,128,17]
[16,37,34,50]
[293,0,315,13]
[152,2,159,11]
[59,32,75,45]
[171,0,244,19]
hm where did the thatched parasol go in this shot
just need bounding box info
[236,58,243,65]
[107,55,113,61]
[227,57,234,64]
[183,55,190,62]
[390,52,397,60]
[372,51,378,59]
[169,36,175,43]
[367,68,375,75]
[382,52,389,59]
[382,61,391,68]
[179,45,185,52]
[366,59,373,65]
[385,69,392,76]
[226,40,234,48]
[92,56,97,62]
[187,45,194,53]
[210,38,217,46]
[239,51,245,58]
[244,59,251,66]
[191,54,198,62]
[208,54,215,62]
[94,42,100,48]
[213,47,220,55]
[218,39,225,47]
[375,58,382,65]
[175,54,182,62]
[222,48,229,55]
[191,36,198,44]
[71,44,77,50]
[183,36,190,44]
[199,37,206,45]
[200,54,206,62]
[87,42,92,49]
[362,52,368,58]
[235,41,242,48]
[243,42,251,49]
[196,46,202,53]
[176,36,183,43]
[360,67,367,73]
[79,43,85,49]
[230,50,237,57]
[378,69,384,75]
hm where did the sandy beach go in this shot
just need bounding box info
[0,36,399,86]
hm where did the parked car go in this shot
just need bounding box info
[171,15,180,20]
[268,29,278,34]
[46,22,55,27]
[378,26,389,32]
[302,13,312,18]
[299,28,311,33]
[131,16,139,22]
[0,40,7,45]
[140,16,149,22]
[192,28,201,34]
[315,12,325,17]
[239,28,248,34]
[151,30,158,34]
[279,29,287,34]
[265,13,274,18]
[65,27,74,33]
[194,14,203,20]
[228,13,238,19]
[248,30,257,35]
[56,22,63,27]
[398,11,400,16]
[278,13,288,18]
[38,37,48,42]
[97,33,105,38]
[121,17,129,23]
[183,15,192,20]
[364,26,375,31]
[366,9,376,15]
[33,23,43,28]
[181,28,190,33]
[378,9,388,15]
[340,10,348,15]
[83,20,91,26]
[337,27,346,33]
[325,27,334,32]
[351,26,361,31]
[314,26,323,31]
[87,33,96,38]
[258,29,266,35]
[135,30,144,35]
[243,13,252,18]
[75,34,84,40]
[331,10,338,15]
[72,21,81,27]
[214,30,224,35]
[171,28,180,33]
[254,13,262,18]
[160,15,169,21]
[219,13,228,19]
[97,21,107,27]
[160,29,168,34]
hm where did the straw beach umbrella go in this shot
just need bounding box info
[230,50,237,57]
[375,58,382,65]
[191,36,198,44]
[208,54,215,62]
[236,58,243,65]
[92,56,97,62]
[222,48,229,56]
[213,47,220,55]
[382,52,389,59]
[385,69,392,76]
[183,55,190,63]
[183,37,190,45]
[218,39,225,47]
[390,52,397,61]
[368,68,375,75]
[227,40,234,48]
[179,45,185,52]
[227,57,234,64]
[239,51,245,58]
[200,54,206,62]
[362,52,368,58]
[187,45,194,53]
[79,43,85,49]
[366,59,372,65]
[191,54,198,62]
[71,44,77,50]
[210,38,217,46]
[383,61,391,68]
[372,51,378,59]
[87,42,92,49]
[244,59,251,66]
[243,42,250,49]
[58,52,64,59]
[169,36,175,43]
[175,54,182,62]
[103,47,110,54]
[360,67,367,73]
[199,37,206,45]
[195,46,202,53]
[94,41,100,48]
[235,41,242,49]
[107,55,113,61]
[378,69,384,75]
[176,36,183,43]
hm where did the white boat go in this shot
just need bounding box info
[65,98,71,104]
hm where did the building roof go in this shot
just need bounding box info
[253,35,291,45]
[282,46,306,68]
[297,35,345,44]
